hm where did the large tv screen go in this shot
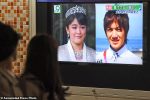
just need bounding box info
[51,3,143,65]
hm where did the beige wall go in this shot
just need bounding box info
[0,0,36,75]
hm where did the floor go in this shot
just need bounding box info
[65,86,150,100]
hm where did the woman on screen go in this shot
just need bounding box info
[58,5,96,62]
[96,10,142,64]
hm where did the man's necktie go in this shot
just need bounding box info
[113,52,119,61]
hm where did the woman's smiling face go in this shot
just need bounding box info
[66,18,86,45]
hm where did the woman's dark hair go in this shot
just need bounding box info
[104,10,129,44]
[66,13,87,28]
[24,34,65,100]
[0,21,21,61]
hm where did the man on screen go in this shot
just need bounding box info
[96,10,142,64]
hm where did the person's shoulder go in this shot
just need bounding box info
[58,44,68,57]
[21,73,45,89]
[86,46,95,52]
[58,44,67,51]
[0,71,7,84]
[125,50,142,64]
[59,44,67,47]
[20,73,47,98]
[0,68,13,84]
[126,50,141,58]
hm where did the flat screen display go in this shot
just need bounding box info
[50,3,143,65]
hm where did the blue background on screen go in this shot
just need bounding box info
[96,3,143,52]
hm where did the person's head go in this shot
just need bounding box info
[65,5,87,46]
[24,34,65,100]
[104,10,129,51]
[0,21,21,62]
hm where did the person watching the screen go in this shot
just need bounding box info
[58,5,96,62]
[96,10,142,64]
[0,21,23,96]
[21,34,66,100]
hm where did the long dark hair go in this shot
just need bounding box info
[24,34,65,100]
